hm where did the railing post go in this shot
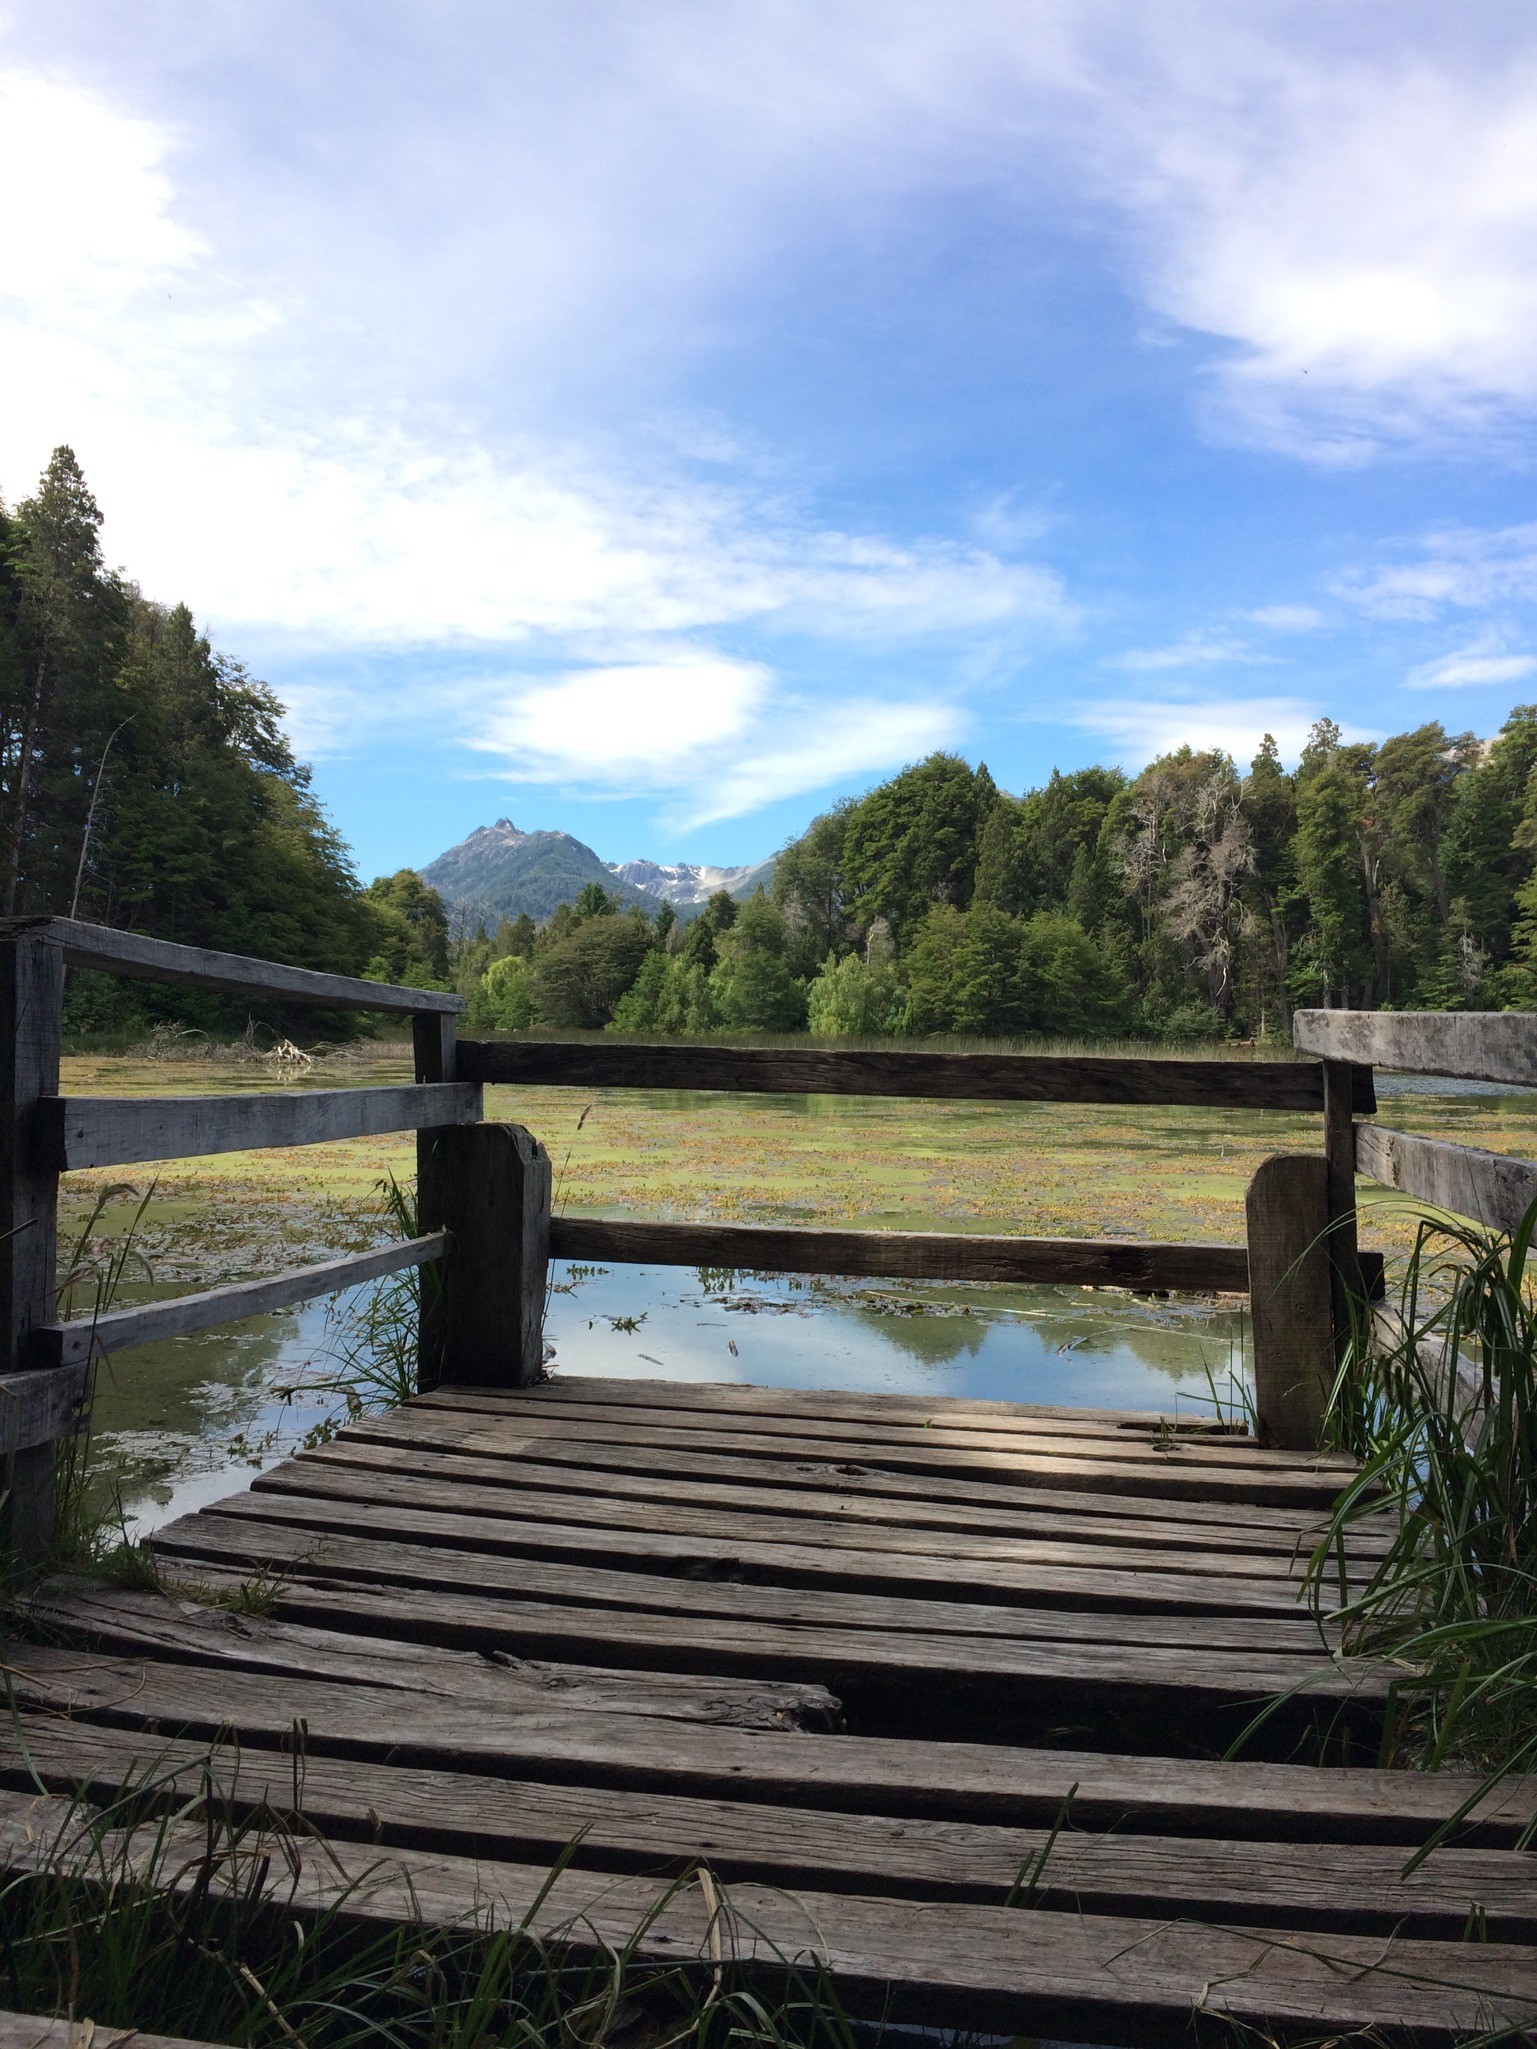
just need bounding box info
[1322,1058,1368,1364]
[418,1122,550,1390]
[1246,1154,1334,1450]
[0,933,65,1554]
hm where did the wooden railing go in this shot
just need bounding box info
[3,917,1428,1555]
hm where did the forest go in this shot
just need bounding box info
[11,444,1537,1045]
[0,449,445,1033]
[465,713,1537,1041]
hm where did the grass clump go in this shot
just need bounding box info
[0,1769,865,2049]
[1307,1198,1537,1829]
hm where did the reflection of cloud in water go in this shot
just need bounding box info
[546,1264,1250,1416]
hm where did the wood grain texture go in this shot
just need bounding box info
[1,1781,1531,2043]
[25,1585,841,1730]
[35,1235,449,1367]
[0,1363,92,1454]
[418,1122,550,1389]
[43,1082,481,1170]
[1356,1120,1537,1233]
[5,1646,1516,1844]
[550,1215,1252,1292]
[1295,1005,1537,1086]
[1246,1155,1335,1451]
[10,1712,1535,1940]
[0,914,463,1015]
[0,2012,226,2049]
[461,1036,1374,1110]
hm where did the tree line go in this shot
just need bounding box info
[1,448,447,1033]
[464,717,1537,1040]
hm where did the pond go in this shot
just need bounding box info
[88,1262,1253,1541]
[59,1047,1536,1542]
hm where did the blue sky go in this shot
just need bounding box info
[7,3,1537,879]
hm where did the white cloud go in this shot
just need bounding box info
[1406,640,1537,691]
[1247,604,1325,633]
[467,653,959,824]
[1338,523,1537,620]
[1065,692,1358,769]
[1108,634,1257,673]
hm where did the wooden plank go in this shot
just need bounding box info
[25,1585,842,1730]
[460,1035,1365,1110]
[0,2013,226,2049]
[1247,1155,1334,1451]
[422,1386,1352,1475]
[348,1403,1362,1537]
[1356,1121,1537,1234]
[1296,1005,1537,1088]
[43,1081,482,1170]
[399,1397,1352,1506]
[310,1432,1381,1564]
[34,1235,449,1367]
[0,914,464,1015]
[420,1123,550,1389]
[248,1459,1339,1609]
[550,1214,1251,1293]
[11,1712,1537,1940]
[0,934,66,1548]
[0,1363,91,1455]
[3,1648,1512,1843]
[182,1496,1330,1620]
[1,1783,1529,2043]
[505,1371,1251,1436]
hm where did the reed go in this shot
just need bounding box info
[1305,1197,1537,1837]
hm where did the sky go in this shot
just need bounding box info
[7,3,1537,879]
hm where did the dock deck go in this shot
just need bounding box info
[9,1374,1537,2044]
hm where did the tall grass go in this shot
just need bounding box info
[0,1764,865,2049]
[1306,1199,1537,1836]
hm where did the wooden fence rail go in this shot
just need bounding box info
[2,915,1443,1551]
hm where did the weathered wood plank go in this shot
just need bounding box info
[1247,1155,1335,1451]
[1356,1121,1537,1233]
[504,1372,1251,1436]
[43,1081,481,1170]
[309,1432,1382,1565]
[10,1712,1536,1940]
[464,1037,1380,1111]
[420,1123,550,1389]
[0,1363,91,1455]
[0,2013,226,2049]
[26,1585,841,1730]
[421,1386,1351,1474]
[34,1236,449,1367]
[0,914,463,1015]
[2,1781,1530,2043]
[181,1496,1329,1619]
[348,1403,1361,1535]
[1296,1006,1537,1087]
[248,1460,1337,1608]
[550,1214,1251,1292]
[399,1397,1352,1506]
[4,1647,1513,1842]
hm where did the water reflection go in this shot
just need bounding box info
[96,1263,1251,1538]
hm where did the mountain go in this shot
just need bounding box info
[420,820,655,926]
[609,855,777,908]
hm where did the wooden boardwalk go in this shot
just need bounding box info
[9,1375,1537,2044]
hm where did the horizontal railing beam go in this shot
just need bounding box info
[43,1082,482,1170]
[1356,1122,1537,1236]
[462,1039,1372,1112]
[36,1233,449,1368]
[1297,1008,1537,1088]
[0,1363,92,1455]
[0,916,464,1016]
[550,1215,1254,1292]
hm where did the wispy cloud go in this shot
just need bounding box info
[1406,638,1537,691]
[1247,604,1325,633]
[1107,634,1259,673]
[1064,692,1361,769]
[1338,523,1537,620]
